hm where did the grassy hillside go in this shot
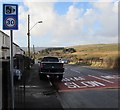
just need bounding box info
[71,44,118,59]
[70,43,119,69]
[35,43,119,69]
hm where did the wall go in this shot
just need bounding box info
[0,30,25,58]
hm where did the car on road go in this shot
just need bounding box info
[59,58,69,64]
[39,56,64,80]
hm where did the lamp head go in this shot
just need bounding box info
[38,21,42,23]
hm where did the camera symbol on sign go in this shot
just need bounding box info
[5,6,16,15]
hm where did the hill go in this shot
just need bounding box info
[70,43,119,59]
[69,43,119,69]
[33,43,119,69]
[21,47,48,52]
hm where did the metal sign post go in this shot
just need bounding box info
[3,4,18,109]
[10,30,14,109]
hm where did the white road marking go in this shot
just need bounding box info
[70,69,81,74]
[19,85,39,88]
[81,81,105,87]
[64,80,106,89]
[101,75,120,79]
[64,82,86,89]
[88,75,114,84]
[62,77,85,82]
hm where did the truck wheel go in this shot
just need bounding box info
[59,74,63,81]
[49,75,55,81]
[39,74,46,80]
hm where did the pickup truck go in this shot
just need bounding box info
[39,56,64,80]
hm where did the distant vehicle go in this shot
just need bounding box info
[13,69,22,80]
[59,58,69,64]
[39,56,64,80]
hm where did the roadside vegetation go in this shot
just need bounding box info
[71,44,119,69]
[33,43,119,69]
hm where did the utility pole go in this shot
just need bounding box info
[28,14,30,57]
[27,14,42,58]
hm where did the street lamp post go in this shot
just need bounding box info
[27,14,42,58]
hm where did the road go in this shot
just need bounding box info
[56,64,119,108]
[15,64,119,109]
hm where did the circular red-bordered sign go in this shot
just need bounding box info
[4,17,16,28]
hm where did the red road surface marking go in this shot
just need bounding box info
[88,75,114,83]
[55,75,120,92]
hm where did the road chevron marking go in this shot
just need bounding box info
[88,75,114,84]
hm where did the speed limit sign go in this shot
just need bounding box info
[3,4,18,30]
[5,17,16,28]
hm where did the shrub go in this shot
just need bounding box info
[112,56,120,69]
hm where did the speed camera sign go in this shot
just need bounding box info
[3,4,18,30]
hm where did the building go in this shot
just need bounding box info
[0,30,25,59]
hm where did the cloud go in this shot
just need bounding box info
[0,1,118,47]
[92,2,118,37]
[13,1,57,47]
[18,1,119,46]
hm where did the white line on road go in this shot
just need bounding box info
[19,85,39,88]
[70,69,81,74]
[88,75,114,84]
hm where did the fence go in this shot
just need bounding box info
[1,54,32,109]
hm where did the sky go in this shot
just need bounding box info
[0,0,119,47]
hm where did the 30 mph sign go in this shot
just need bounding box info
[5,17,16,28]
[3,4,18,30]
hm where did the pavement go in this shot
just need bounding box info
[14,64,63,109]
